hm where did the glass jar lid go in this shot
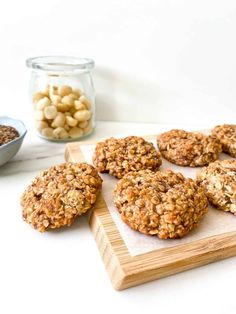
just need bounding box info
[26,56,95,73]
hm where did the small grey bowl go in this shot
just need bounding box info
[0,116,27,167]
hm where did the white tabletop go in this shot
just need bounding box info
[1,121,236,314]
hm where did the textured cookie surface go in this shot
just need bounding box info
[93,136,162,178]
[212,124,236,157]
[157,129,222,167]
[197,160,236,214]
[113,169,208,239]
[21,162,102,232]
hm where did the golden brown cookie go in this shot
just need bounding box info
[197,159,236,214]
[93,136,162,178]
[21,162,102,232]
[211,124,236,157]
[157,129,222,167]
[113,169,208,239]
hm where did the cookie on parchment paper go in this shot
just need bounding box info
[21,162,102,232]
[93,136,162,179]
[113,169,208,239]
[211,124,236,158]
[157,129,222,167]
[197,159,236,214]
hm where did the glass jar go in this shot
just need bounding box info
[26,56,95,141]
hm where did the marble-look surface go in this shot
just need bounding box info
[1,121,236,314]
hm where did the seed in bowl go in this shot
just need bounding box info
[0,125,19,146]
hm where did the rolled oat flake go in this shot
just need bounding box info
[0,125,19,146]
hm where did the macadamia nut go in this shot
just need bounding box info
[74,110,92,122]
[68,93,78,100]
[66,116,78,127]
[51,95,61,105]
[74,100,86,111]
[69,127,83,138]
[79,95,91,109]
[52,112,66,128]
[61,95,74,106]
[58,85,72,97]
[33,84,93,140]
[78,121,88,129]
[44,105,57,120]
[41,127,54,138]
[36,97,51,110]
[53,127,69,139]
[57,103,70,113]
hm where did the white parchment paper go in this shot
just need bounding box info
[80,139,236,256]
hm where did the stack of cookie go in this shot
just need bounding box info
[20,124,236,239]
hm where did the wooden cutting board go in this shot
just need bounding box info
[65,136,236,290]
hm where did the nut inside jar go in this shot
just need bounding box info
[33,85,93,140]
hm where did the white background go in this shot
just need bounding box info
[1,0,236,124]
[1,1,236,314]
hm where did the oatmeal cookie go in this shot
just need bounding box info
[93,136,162,178]
[211,124,236,157]
[21,162,102,232]
[157,129,222,167]
[197,160,236,214]
[113,169,208,239]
